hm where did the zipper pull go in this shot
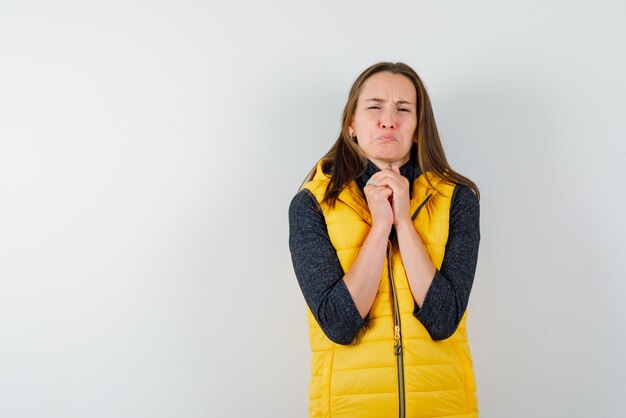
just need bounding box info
[394,325,402,356]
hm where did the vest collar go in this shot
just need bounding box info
[312,160,442,227]
[356,159,417,189]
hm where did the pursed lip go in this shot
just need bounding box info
[378,134,397,142]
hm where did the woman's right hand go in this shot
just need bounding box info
[364,182,394,230]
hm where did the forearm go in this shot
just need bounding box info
[343,224,392,319]
[395,217,436,308]
[408,185,481,341]
[289,190,367,345]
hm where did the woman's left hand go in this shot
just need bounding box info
[368,165,411,226]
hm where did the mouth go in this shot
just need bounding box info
[378,135,397,142]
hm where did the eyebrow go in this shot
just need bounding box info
[365,98,415,106]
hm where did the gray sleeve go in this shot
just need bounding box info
[413,185,481,340]
[288,189,367,345]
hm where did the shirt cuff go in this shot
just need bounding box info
[413,269,446,332]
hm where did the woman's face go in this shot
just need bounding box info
[349,72,417,169]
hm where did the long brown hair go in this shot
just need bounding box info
[299,61,480,207]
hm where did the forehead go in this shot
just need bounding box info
[359,72,416,102]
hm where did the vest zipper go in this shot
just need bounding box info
[388,192,433,418]
[411,193,433,221]
[387,239,405,418]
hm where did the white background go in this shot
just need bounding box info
[1,1,625,417]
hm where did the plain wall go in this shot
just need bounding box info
[1,1,625,417]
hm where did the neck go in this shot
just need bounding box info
[368,155,411,170]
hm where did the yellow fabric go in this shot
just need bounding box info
[302,161,478,418]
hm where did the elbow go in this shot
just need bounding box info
[427,309,465,341]
[315,309,363,346]
[315,318,358,345]
[312,290,367,346]
[415,308,463,341]
[324,330,357,345]
[426,327,456,341]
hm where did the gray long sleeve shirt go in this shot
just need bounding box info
[288,158,480,344]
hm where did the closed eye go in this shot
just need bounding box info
[368,105,411,112]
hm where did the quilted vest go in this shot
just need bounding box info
[301,160,478,418]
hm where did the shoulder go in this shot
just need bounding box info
[449,184,480,234]
[451,184,479,212]
[289,189,324,225]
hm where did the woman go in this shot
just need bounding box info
[288,62,481,418]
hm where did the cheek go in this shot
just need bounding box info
[354,114,375,130]
[405,120,417,135]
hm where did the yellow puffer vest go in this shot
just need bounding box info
[302,161,478,418]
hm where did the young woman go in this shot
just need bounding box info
[289,62,481,418]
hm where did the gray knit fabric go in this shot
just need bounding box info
[288,159,480,344]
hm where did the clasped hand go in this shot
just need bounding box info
[363,165,410,229]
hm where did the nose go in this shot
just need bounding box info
[379,108,396,129]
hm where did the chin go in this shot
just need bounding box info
[375,154,403,162]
